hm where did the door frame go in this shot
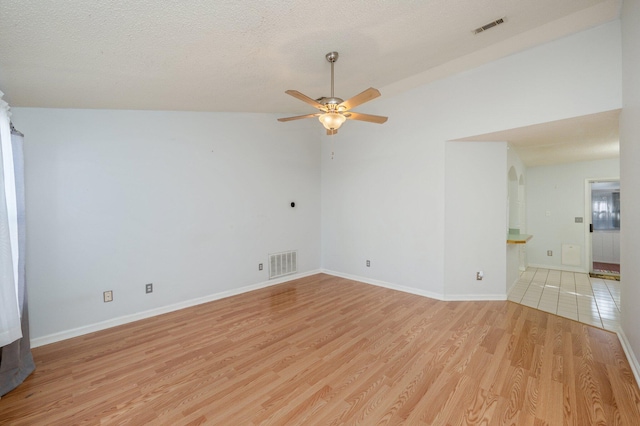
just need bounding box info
[584,177,620,274]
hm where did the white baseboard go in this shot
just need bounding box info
[444,293,507,301]
[31,269,322,348]
[31,267,637,389]
[321,269,506,302]
[30,267,638,392]
[616,329,640,388]
[323,270,637,386]
[527,263,588,273]
[321,269,444,300]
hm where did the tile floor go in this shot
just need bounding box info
[508,267,621,331]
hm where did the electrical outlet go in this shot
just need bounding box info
[259,263,263,271]
[145,283,153,294]
[547,250,553,256]
[103,290,113,303]
[366,260,370,267]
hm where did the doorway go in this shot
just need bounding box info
[586,180,620,277]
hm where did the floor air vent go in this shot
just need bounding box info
[269,250,297,279]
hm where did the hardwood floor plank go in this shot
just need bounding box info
[562,325,579,426]
[1,274,639,425]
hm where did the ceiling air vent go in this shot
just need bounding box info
[473,17,505,34]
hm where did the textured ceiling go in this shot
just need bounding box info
[0,0,622,167]
[0,0,619,114]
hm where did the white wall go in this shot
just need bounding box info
[12,108,322,341]
[526,158,619,272]
[321,21,622,299]
[620,0,640,379]
[445,142,507,299]
[320,123,445,297]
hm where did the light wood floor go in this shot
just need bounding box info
[2,274,640,425]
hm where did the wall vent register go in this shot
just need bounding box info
[269,250,297,279]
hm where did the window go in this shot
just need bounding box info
[592,190,620,230]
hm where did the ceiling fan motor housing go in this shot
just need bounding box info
[317,97,344,109]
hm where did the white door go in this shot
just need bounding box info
[589,180,620,275]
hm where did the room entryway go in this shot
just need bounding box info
[508,267,620,331]
[589,180,620,278]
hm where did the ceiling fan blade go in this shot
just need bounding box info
[339,88,381,110]
[277,113,321,122]
[327,129,338,136]
[344,111,388,124]
[285,90,326,110]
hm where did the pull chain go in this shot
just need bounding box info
[331,136,335,160]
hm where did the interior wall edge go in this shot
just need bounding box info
[616,328,640,389]
[321,269,444,301]
[321,269,507,302]
[525,263,588,274]
[507,274,521,295]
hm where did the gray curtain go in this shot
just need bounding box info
[0,125,35,397]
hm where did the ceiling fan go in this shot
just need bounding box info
[278,52,388,135]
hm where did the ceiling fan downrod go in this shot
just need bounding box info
[326,51,339,99]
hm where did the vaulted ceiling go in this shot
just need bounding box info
[0,0,622,166]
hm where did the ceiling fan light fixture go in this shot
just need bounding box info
[319,112,346,130]
[278,51,387,135]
